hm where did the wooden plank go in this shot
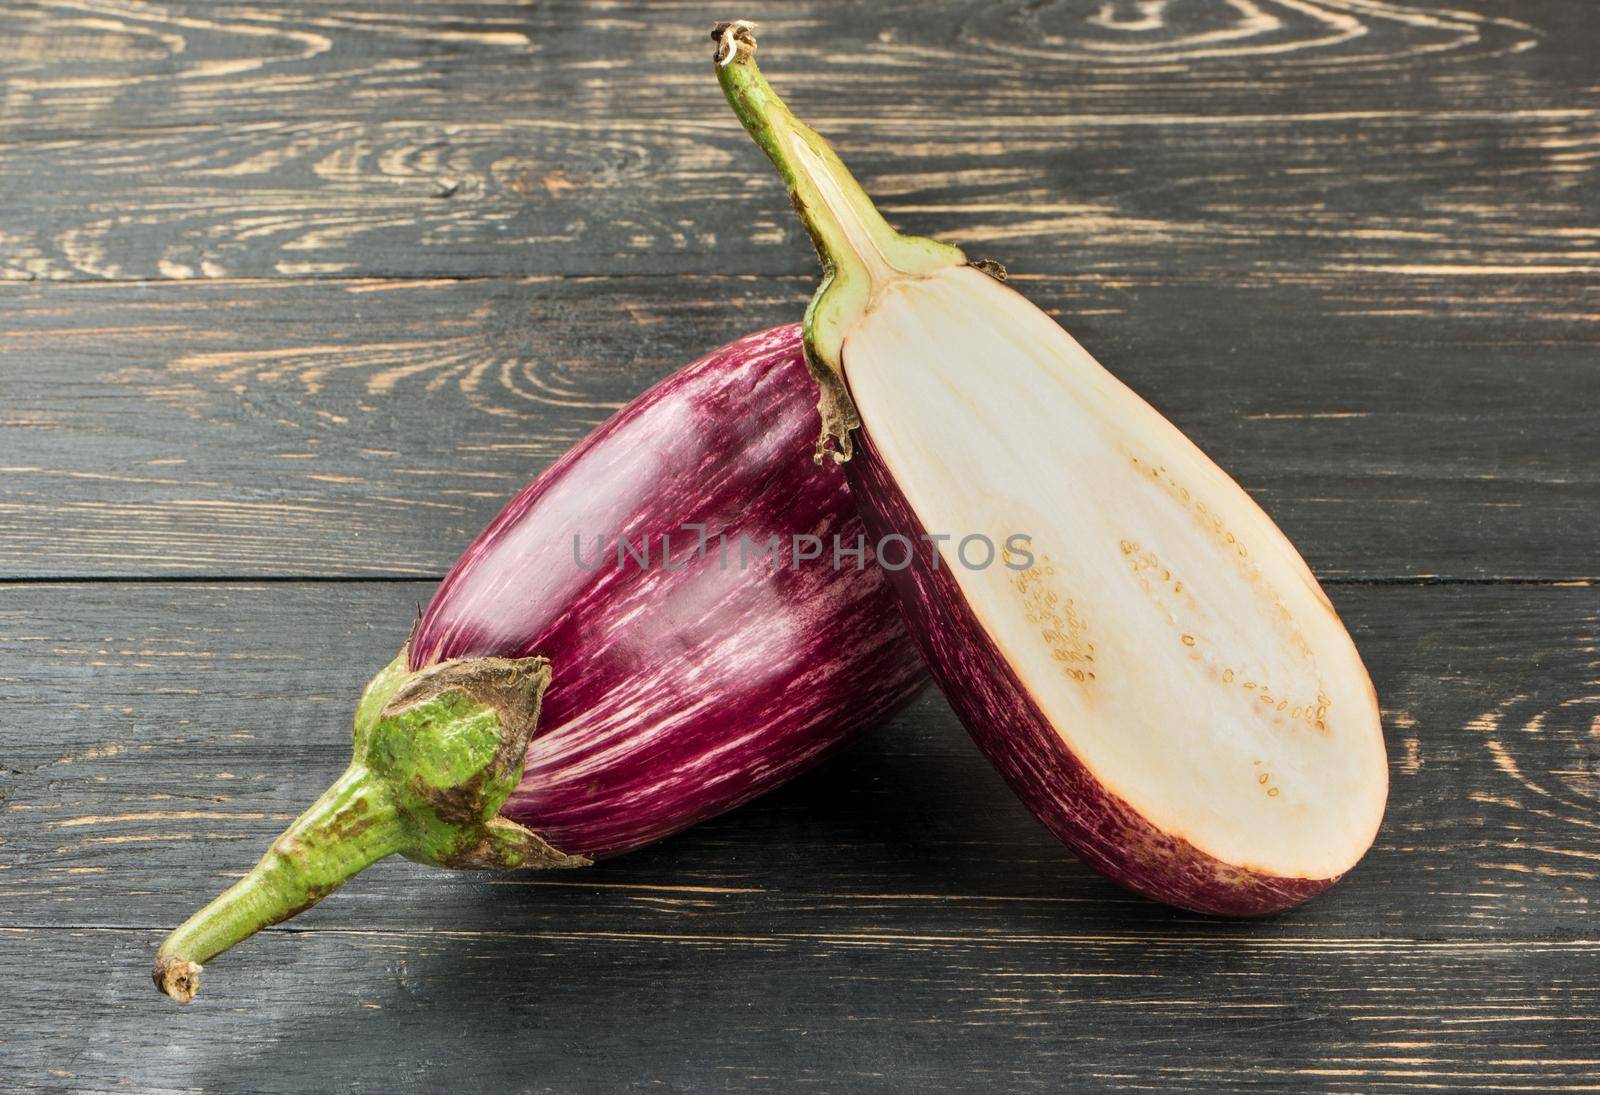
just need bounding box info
[3,581,1596,934]
[0,2,1594,281]
[3,0,1578,134]
[4,109,1594,282]
[3,928,1597,1093]
[2,275,1594,581]
[2,580,1598,1089]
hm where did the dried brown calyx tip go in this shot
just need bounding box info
[153,957,202,1004]
[712,20,757,67]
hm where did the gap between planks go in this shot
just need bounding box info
[4,923,1596,950]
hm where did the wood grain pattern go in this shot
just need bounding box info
[0,576,1593,1088]
[2,274,1594,581]
[1,581,1599,1091]
[5,106,1594,281]
[5,928,1598,1093]
[6,581,1597,932]
[2,0,1597,1089]
[0,2,1594,281]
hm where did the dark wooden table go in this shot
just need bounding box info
[3,2,1597,1091]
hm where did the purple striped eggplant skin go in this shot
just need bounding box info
[153,325,925,1003]
[409,324,925,861]
[715,24,1388,917]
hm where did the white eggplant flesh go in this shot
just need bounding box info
[845,266,1386,901]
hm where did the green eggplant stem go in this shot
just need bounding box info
[712,19,967,461]
[152,764,404,1003]
[152,651,590,1004]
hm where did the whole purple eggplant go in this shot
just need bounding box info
[153,326,924,1002]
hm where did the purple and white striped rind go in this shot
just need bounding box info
[411,325,925,861]
[841,425,1337,917]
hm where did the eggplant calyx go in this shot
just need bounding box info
[151,652,587,1004]
[357,653,588,872]
[713,20,965,463]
